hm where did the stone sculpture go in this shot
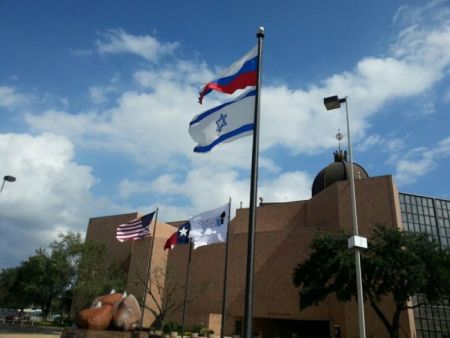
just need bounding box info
[75,290,141,331]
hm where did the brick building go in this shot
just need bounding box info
[83,151,450,338]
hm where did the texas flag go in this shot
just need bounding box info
[198,45,257,104]
[164,221,191,250]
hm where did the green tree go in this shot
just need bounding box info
[0,231,126,322]
[6,246,73,320]
[0,267,21,308]
[293,224,450,338]
[71,240,127,314]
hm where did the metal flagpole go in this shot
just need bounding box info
[181,240,193,338]
[139,208,159,331]
[220,199,232,338]
[244,27,264,338]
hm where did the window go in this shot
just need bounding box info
[399,193,450,338]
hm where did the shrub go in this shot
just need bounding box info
[163,322,181,334]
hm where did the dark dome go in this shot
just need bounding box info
[312,150,369,197]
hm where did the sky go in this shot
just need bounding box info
[1,0,449,269]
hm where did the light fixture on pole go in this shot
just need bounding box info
[0,175,16,193]
[323,95,367,338]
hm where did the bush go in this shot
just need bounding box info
[199,328,214,336]
[191,324,204,334]
[163,322,181,334]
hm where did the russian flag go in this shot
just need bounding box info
[198,45,257,104]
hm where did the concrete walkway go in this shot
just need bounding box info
[0,325,64,337]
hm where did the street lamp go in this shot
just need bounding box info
[323,95,367,338]
[1,175,16,193]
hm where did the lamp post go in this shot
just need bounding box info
[323,95,367,338]
[0,175,16,193]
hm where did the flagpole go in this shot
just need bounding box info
[220,199,232,338]
[181,240,193,338]
[139,208,159,331]
[244,27,264,338]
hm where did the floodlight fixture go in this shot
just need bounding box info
[1,175,16,193]
[324,95,347,110]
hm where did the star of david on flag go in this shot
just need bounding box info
[189,89,255,153]
[216,114,227,132]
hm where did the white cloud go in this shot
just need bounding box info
[393,0,449,27]
[393,136,450,185]
[89,86,108,104]
[259,171,312,202]
[118,167,311,222]
[0,133,101,268]
[0,86,28,108]
[70,48,94,57]
[357,134,405,153]
[96,28,179,62]
[25,11,450,163]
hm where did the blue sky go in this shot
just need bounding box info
[1,0,449,268]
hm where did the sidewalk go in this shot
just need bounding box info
[0,325,64,337]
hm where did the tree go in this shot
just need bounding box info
[293,224,450,338]
[5,246,73,320]
[0,231,127,322]
[136,266,209,330]
[0,267,21,308]
[71,239,127,314]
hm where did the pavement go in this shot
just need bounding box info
[0,325,64,337]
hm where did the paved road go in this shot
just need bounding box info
[0,325,63,337]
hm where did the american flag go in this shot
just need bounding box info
[116,212,155,242]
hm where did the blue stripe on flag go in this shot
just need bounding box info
[193,123,254,153]
[190,89,256,126]
[213,56,257,86]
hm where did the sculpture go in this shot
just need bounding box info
[75,290,141,331]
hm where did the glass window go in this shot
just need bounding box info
[399,194,450,337]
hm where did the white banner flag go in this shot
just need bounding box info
[189,203,230,249]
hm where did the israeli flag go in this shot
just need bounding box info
[189,89,255,153]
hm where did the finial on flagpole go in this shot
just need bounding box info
[336,129,343,152]
[257,26,265,38]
